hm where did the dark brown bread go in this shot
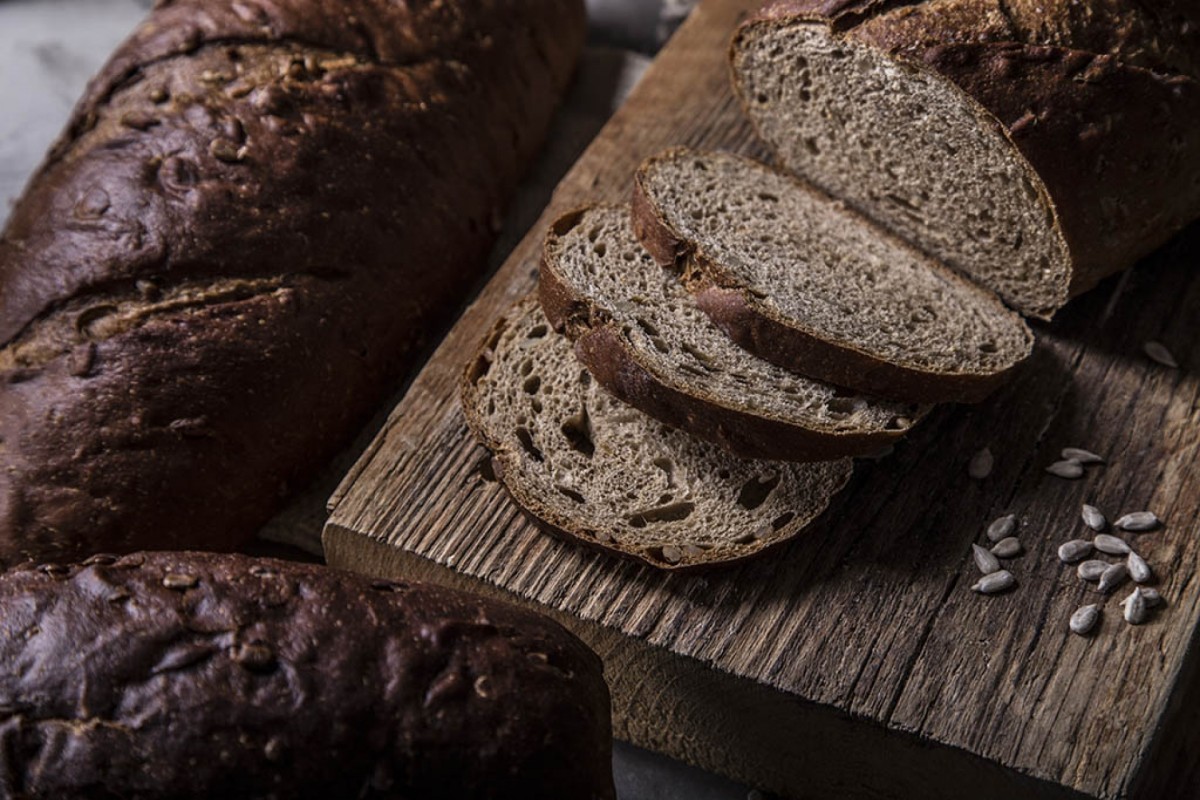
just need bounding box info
[732,0,1200,318]
[0,0,585,564]
[0,551,614,799]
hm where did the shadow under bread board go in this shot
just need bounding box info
[323,0,1200,797]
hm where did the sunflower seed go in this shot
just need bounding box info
[991,537,1022,559]
[1097,562,1128,594]
[1123,588,1148,625]
[972,570,1015,594]
[1063,448,1105,465]
[1077,560,1109,581]
[1069,604,1101,635]
[1143,341,1179,368]
[969,448,994,480]
[1115,511,1160,532]
[986,513,1018,542]
[972,544,1002,574]
[1094,534,1131,555]
[1046,460,1084,479]
[1081,504,1107,531]
[1141,588,1163,608]
[1058,540,1093,563]
[1127,552,1153,584]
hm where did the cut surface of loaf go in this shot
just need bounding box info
[634,149,1034,404]
[462,298,854,570]
[732,3,1200,318]
[0,551,614,799]
[540,205,923,461]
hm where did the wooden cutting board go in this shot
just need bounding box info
[323,1,1200,797]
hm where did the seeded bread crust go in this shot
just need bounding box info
[733,1,1200,316]
[540,206,923,461]
[0,551,614,799]
[0,0,585,565]
[632,149,1033,404]
[461,298,855,571]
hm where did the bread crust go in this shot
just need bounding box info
[734,1,1200,316]
[0,551,614,799]
[540,206,917,461]
[0,0,586,564]
[632,151,1033,404]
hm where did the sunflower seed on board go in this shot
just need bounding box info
[972,544,1002,575]
[1141,588,1164,608]
[1069,604,1101,635]
[1097,562,1128,594]
[1122,588,1149,625]
[969,448,994,480]
[1081,504,1108,531]
[972,570,1015,594]
[1144,341,1179,369]
[1077,560,1109,581]
[1127,552,1153,584]
[991,537,1022,559]
[1115,511,1161,532]
[986,514,1017,543]
[1063,448,1105,465]
[1058,540,1093,563]
[1046,460,1084,479]
[1094,534,1131,555]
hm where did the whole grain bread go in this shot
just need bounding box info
[462,297,855,570]
[0,551,614,799]
[633,148,1034,404]
[540,205,925,460]
[0,0,584,565]
[732,0,1200,318]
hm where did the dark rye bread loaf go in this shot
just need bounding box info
[0,0,584,565]
[0,551,614,799]
[732,0,1200,318]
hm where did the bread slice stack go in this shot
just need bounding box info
[463,1,1200,570]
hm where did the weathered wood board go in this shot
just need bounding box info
[324,1,1200,797]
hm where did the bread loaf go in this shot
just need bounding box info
[0,551,614,799]
[732,0,1200,318]
[0,0,585,565]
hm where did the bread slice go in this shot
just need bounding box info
[633,148,1034,404]
[540,205,923,461]
[461,297,854,571]
[730,4,1200,318]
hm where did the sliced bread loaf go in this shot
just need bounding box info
[540,204,923,461]
[461,297,854,570]
[730,2,1200,318]
[633,148,1034,404]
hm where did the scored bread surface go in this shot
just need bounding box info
[462,298,854,570]
[633,148,1035,404]
[540,205,924,461]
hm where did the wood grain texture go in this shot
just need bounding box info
[325,1,1200,797]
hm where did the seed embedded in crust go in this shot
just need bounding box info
[990,537,1022,559]
[971,570,1015,594]
[1063,448,1105,465]
[1081,504,1107,531]
[661,545,683,564]
[1069,604,1100,635]
[1143,341,1179,368]
[972,544,1001,575]
[986,513,1017,542]
[1058,540,1093,563]
[1046,460,1084,479]
[162,573,199,590]
[1115,511,1160,532]
[1127,552,1153,584]
[968,448,994,480]
[1077,560,1108,581]
[1094,534,1131,555]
